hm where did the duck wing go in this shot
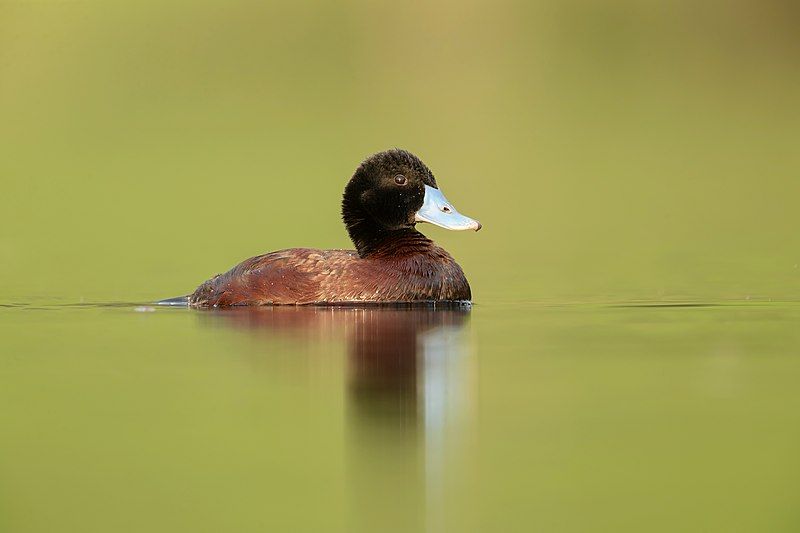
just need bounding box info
[189,248,356,307]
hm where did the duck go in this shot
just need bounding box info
[180,149,480,307]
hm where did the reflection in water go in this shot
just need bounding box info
[196,306,475,532]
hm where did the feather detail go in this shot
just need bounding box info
[188,235,470,307]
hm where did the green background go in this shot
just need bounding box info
[2,0,798,303]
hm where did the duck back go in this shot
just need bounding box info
[189,238,470,307]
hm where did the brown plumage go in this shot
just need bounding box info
[183,149,480,307]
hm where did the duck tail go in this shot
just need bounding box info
[156,295,191,307]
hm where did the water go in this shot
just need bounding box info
[2,300,799,532]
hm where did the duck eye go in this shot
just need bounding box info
[394,175,407,185]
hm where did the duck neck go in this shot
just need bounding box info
[361,227,434,258]
[344,206,432,258]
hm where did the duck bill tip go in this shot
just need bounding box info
[415,185,481,233]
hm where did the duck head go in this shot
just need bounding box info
[342,149,481,257]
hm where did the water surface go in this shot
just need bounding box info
[2,300,799,532]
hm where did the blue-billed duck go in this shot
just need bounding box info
[179,149,480,307]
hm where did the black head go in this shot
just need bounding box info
[342,149,480,257]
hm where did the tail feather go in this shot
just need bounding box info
[156,295,190,307]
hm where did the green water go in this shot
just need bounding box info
[2,302,799,532]
[3,0,800,531]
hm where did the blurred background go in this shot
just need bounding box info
[1,0,798,303]
[2,2,800,533]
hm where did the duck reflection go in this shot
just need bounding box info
[197,305,470,420]
[347,307,469,428]
[195,305,474,532]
